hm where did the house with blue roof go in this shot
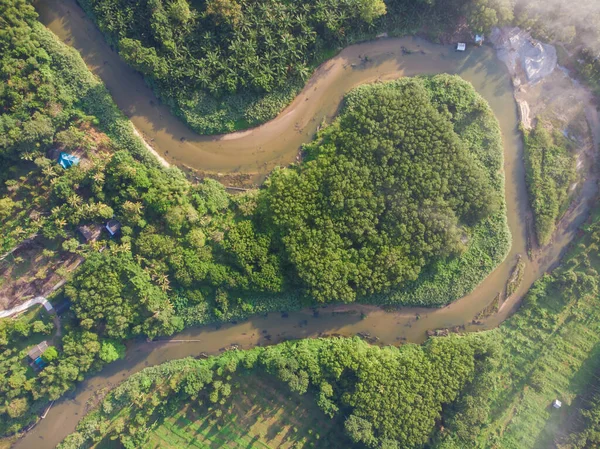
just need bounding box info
[57,152,80,169]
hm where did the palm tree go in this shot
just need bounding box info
[157,273,171,292]
[67,194,83,208]
[54,217,67,228]
[42,166,56,178]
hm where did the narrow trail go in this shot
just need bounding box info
[0,297,53,319]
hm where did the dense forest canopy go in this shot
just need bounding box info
[71,0,600,136]
[59,209,600,449]
[75,0,521,133]
[262,76,504,302]
[2,0,600,445]
[77,0,387,133]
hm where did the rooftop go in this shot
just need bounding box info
[78,224,103,242]
[28,341,49,361]
[106,219,121,236]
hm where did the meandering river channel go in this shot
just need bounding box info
[14,1,599,447]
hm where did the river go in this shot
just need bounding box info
[14,1,598,447]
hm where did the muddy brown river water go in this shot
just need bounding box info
[13,1,598,447]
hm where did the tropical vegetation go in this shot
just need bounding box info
[0,0,511,436]
[4,0,600,445]
[523,120,576,245]
[261,76,508,303]
[76,0,387,134]
[76,0,516,134]
[58,334,493,449]
[433,210,600,449]
[59,204,600,449]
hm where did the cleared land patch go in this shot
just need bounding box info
[140,374,349,449]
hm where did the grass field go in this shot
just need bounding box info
[140,374,350,449]
[480,220,600,448]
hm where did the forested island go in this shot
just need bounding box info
[3,0,600,447]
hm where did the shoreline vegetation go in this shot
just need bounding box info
[3,0,600,446]
[1,0,508,438]
[75,0,389,135]
[56,199,600,449]
[57,207,600,449]
[522,117,577,248]
[73,0,513,136]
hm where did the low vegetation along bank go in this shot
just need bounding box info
[523,119,577,246]
[0,0,509,436]
[59,206,600,449]
[59,335,491,449]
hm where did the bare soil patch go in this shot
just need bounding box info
[0,238,82,310]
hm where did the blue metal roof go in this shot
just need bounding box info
[58,152,80,169]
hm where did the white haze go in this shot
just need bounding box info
[514,0,600,54]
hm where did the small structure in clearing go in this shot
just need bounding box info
[552,399,562,409]
[475,35,484,46]
[106,219,121,236]
[28,341,49,370]
[457,43,466,52]
[57,152,80,169]
[78,224,103,242]
[28,341,49,361]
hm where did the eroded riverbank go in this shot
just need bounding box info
[12,1,599,448]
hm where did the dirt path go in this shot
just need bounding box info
[0,296,53,319]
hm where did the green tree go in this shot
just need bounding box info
[42,346,59,364]
[99,340,126,363]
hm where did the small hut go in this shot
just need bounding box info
[57,152,80,169]
[552,399,562,409]
[28,341,48,361]
[78,224,103,242]
[105,219,121,236]
[28,341,49,370]
[456,43,466,52]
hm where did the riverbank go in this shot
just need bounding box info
[5,5,598,449]
[34,0,516,184]
[51,205,600,449]
[492,27,599,252]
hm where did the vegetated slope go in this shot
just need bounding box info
[523,120,576,246]
[0,0,292,429]
[0,0,155,255]
[432,214,600,449]
[57,207,600,449]
[76,0,387,134]
[58,335,493,449]
[0,0,173,434]
[565,366,600,449]
[262,76,509,304]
